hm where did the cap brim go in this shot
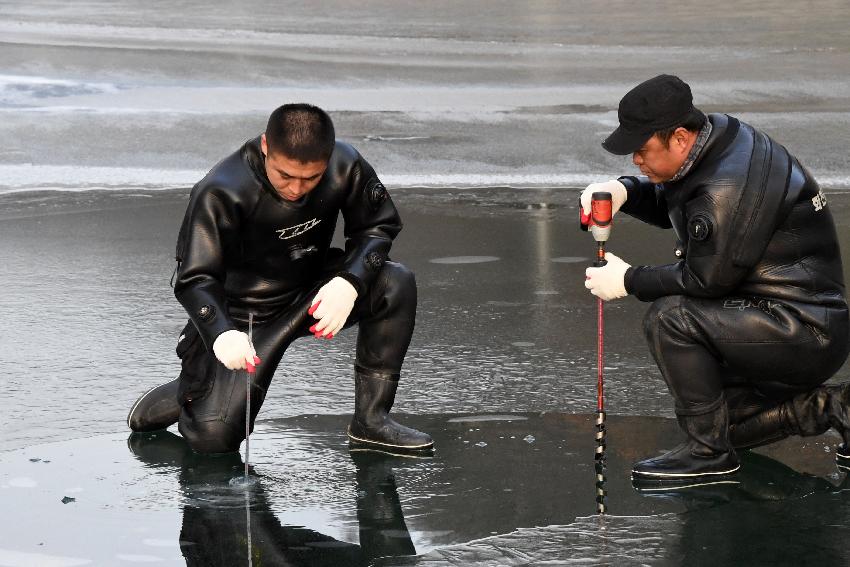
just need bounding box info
[601,126,653,156]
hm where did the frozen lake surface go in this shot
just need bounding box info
[3,0,850,564]
[2,188,850,566]
[2,413,849,566]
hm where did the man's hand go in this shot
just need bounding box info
[580,180,627,217]
[213,330,259,371]
[585,252,630,301]
[309,277,358,339]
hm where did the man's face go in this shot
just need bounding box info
[261,134,328,201]
[631,129,693,183]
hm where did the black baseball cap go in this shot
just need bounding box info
[602,74,703,155]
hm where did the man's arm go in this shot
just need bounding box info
[617,176,673,229]
[625,188,753,302]
[173,186,239,349]
[335,155,403,296]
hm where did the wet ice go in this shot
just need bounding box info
[3,0,850,565]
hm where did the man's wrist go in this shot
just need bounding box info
[335,271,364,297]
[624,266,638,295]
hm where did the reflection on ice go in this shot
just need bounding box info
[1,413,850,565]
[228,475,258,488]
[428,256,500,264]
[385,449,850,566]
[447,415,528,423]
[130,430,418,566]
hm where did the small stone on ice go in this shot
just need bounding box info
[523,435,536,443]
[61,496,76,504]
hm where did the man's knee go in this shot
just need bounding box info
[643,295,687,342]
[127,379,181,432]
[378,261,417,309]
[178,417,243,454]
[383,261,416,290]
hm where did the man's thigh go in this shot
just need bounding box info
[177,296,316,451]
[674,296,836,393]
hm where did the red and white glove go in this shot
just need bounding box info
[585,252,630,301]
[309,277,358,339]
[213,330,260,371]
[580,180,628,218]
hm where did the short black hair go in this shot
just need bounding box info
[265,103,335,163]
[654,107,706,147]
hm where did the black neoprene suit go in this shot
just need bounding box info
[619,114,849,421]
[172,136,416,453]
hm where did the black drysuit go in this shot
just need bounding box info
[172,136,417,453]
[619,113,849,422]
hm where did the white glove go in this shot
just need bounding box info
[580,179,628,217]
[585,252,630,301]
[212,330,258,371]
[309,276,358,339]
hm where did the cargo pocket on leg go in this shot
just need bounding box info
[176,321,215,404]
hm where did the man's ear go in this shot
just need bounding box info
[260,133,268,157]
[674,127,692,153]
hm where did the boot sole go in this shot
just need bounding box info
[346,428,434,452]
[632,479,740,492]
[631,463,741,482]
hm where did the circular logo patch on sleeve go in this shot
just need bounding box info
[197,304,216,322]
[366,178,389,210]
[688,214,713,242]
[365,251,385,272]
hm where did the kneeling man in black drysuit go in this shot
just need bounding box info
[582,75,850,483]
[127,103,432,454]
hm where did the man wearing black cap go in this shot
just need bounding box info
[582,74,850,483]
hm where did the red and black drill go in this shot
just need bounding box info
[580,191,613,514]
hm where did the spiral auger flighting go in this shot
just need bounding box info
[595,293,607,515]
[581,191,613,515]
[595,409,607,514]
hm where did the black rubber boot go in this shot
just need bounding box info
[127,378,181,432]
[728,382,850,469]
[823,383,850,469]
[347,368,433,454]
[632,396,740,483]
[729,403,798,450]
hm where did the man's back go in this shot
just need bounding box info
[622,113,846,307]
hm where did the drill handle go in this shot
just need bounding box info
[580,192,613,232]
